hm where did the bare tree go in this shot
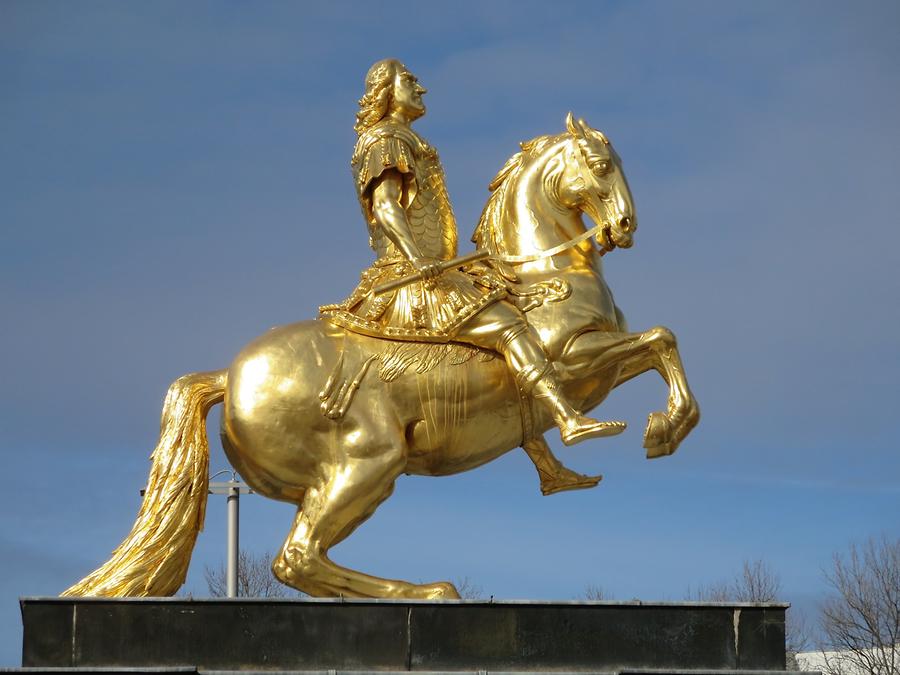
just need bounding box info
[786,608,812,671]
[688,559,781,602]
[819,536,899,675]
[204,550,302,598]
[687,579,733,602]
[687,559,808,670]
[735,559,782,602]
[584,584,609,601]
[454,576,485,600]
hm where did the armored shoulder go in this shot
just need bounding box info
[352,123,422,192]
[352,121,424,222]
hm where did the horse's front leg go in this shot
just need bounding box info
[560,327,699,458]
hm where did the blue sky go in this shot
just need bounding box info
[2,0,899,665]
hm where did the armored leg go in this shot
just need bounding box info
[456,300,625,446]
[523,436,602,496]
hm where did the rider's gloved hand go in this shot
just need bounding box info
[412,257,442,281]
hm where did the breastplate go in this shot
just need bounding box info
[368,138,458,262]
[406,148,457,260]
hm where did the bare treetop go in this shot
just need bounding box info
[819,536,899,675]
[205,551,302,598]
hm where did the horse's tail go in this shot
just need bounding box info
[62,369,227,597]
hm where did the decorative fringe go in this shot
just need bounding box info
[378,342,493,383]
[62,370,226,597]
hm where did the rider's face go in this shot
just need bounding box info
[392,68,427,121]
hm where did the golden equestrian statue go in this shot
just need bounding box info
[64,59,699,600]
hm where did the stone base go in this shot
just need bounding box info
[20,598,789,673]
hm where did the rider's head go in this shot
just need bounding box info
[355,59,426,135]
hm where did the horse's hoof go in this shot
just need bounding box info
[643,411,672,445]
[645,442,674,459]
[423,581,461,600]
[643,412,674,457]
[560,417,626,446]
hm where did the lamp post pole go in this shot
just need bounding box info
[209,471,252,598]
[226,482,239,597]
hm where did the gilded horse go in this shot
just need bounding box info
[64,115,698,600]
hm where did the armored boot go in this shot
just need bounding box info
[522,437,602,495]
[519,364,626,446]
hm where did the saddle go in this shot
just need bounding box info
[317,331,497,420]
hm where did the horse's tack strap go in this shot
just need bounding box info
[492,222,606,264]
[373,224,606,295]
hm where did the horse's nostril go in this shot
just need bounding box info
[619,217,631,233]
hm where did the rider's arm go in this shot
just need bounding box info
[370,170,440,279]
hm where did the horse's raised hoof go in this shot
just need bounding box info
[645,442,674,459]
[643,412,675,459]
[560,416,626,446]
[540,468,603,496]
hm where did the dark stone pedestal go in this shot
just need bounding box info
[20,597,790,673]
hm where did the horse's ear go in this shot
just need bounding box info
[566,112,584,139]
[580,118,610,145]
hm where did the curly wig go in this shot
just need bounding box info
[354,58,404,136]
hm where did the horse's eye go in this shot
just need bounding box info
[590,161,609,176]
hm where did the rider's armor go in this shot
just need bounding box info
[320,119,505,341]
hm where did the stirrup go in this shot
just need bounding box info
[559,415,626,446]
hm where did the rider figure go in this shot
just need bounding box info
[321,58,624,450]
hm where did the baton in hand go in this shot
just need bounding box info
[372,249,492,295]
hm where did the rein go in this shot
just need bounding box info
[491,221,608,264]
[373,223,607,295]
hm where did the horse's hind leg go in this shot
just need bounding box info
[272,441,459,600]
[562,327,699,458]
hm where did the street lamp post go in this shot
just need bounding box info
[208,471,252,598]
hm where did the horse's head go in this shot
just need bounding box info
[559,113,636,252]
[475,115,638,261]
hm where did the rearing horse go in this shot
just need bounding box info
[63,115,698,601]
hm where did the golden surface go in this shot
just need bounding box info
[63,59,698,599]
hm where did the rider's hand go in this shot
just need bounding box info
[412,257,442,281]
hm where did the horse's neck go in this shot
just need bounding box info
[502,170,594,276]
[498,156,619,356]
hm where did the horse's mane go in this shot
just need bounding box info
[472,134,565,255]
